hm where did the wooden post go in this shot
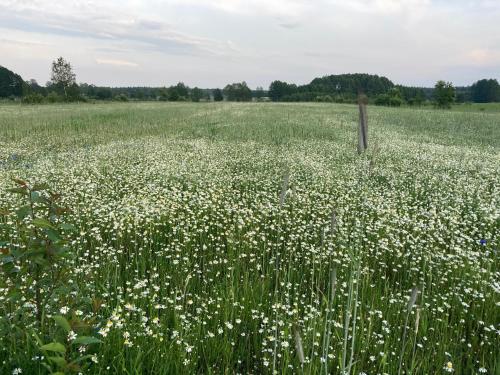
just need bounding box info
[357,94,368,154]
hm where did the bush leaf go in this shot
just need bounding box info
[48,356,67,367]
[72,336,102,345]
[16,205,31,220]
[41,342,66,353]
[53,315,71,333]
[32,218,56,230]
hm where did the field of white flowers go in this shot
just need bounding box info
[0,102,498,374]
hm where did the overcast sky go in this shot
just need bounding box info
[1,0,499,88]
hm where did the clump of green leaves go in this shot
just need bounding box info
[1,178,101,374]
[34,314,102,374]
[433,80,455,109]
[1,178,74,327]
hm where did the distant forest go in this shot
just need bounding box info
[1,64,499,106]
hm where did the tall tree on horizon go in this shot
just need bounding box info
[433,80,455,109]
[190,87,204,102]
[51,57,76,97]
[223,82,252,102]
[213,88,224,102]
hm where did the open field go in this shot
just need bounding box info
[0,102,499,374]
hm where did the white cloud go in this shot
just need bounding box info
[164,0,311,17]
[96,59,139,67]
[0,0,236,56]
[329,0,430,14]
[467,49,500,66]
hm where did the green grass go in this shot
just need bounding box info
[0,102,499,374]
[452,102,500,113]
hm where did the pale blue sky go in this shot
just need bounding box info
[1,0,499,88]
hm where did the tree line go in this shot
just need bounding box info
[1,57,499,108]
[268,74,500,108]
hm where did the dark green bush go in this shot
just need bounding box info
[22,93,45,104]
[114,94,129,102]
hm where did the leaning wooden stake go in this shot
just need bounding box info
[357,94,368,154]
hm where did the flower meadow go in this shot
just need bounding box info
[0,102,498,374]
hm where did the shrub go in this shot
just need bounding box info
[375,91,403,107]
[374,94,390,106]
[22,93,45,104]
[114,94,129,102]
[47,92,63,103]
[0,179,102,373]
[389,96,403,107]
[315,95,334,103]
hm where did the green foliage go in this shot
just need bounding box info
[35,315,102,374]
[375,88,404,107]
[223,81,252,101]
[158,87,169,101]
[190,87,204,102]
[1,179,101,374]
[1,179,72,324]
[22,93,45,104]
[114,93,129,102]
[253,86,265,99]
[471,79,500,103]
[0,65,26,98]
[269,80,298,101]
[454,86,471,103]
[51,57,76,97]
[78,85,157,100]
[309,73,394,97]
[314,94,334,102]
[95,86,113,100]
[213,88,224,101]
[65,83,81,102]
[168,82,189,101]
[43,82,81,103]
[24,79,47,97]
[396,85,425,106]
[47,92,64,103]
[374,94,390,106]
[270,74,396,103]
[22,71,500,107]
[433,80,455,109]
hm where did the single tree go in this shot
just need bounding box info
[168,82,189,101]
[433,81,455,109]
[213,88,224,102]
[51,57,76,97]
[223,82,252,102]
[268,80,297,101]
[158,87,169,101]
[191,87,204,102]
